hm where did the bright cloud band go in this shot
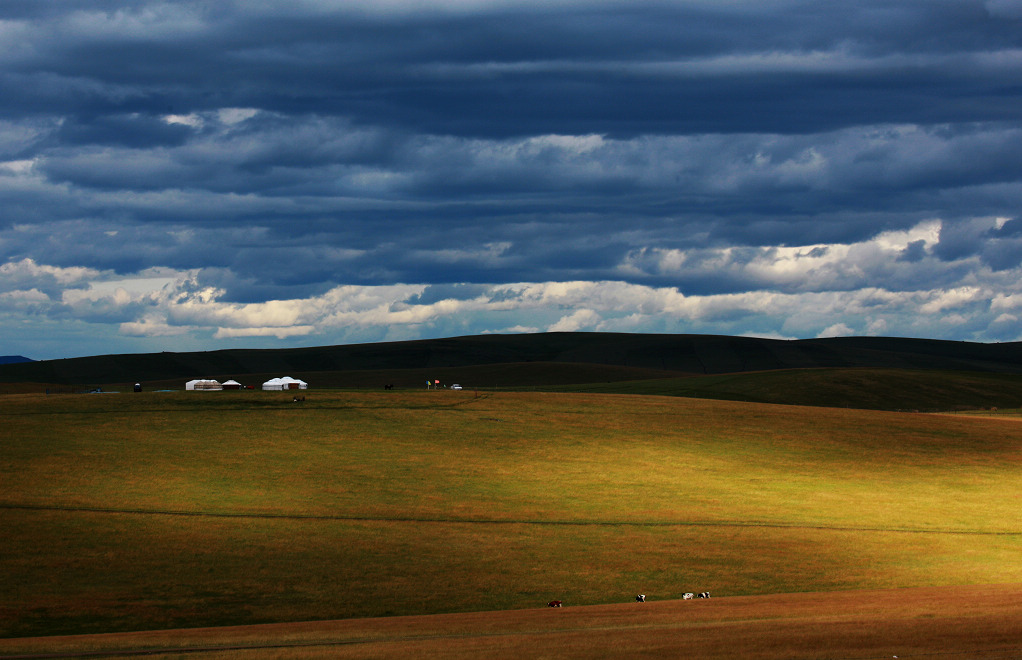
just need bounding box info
[2,213,1020,358]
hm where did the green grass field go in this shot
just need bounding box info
[1,389,1020,639]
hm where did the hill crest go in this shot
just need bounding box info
[1,332,1021,387]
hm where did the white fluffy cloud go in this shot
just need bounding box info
[0,258,98,286]
[617,220,951,293]
[3,236,1021,359]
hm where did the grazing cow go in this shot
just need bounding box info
[635,594,645,602]
[683,593,694,600]
[547,600,562,607]
[698,592,711,599]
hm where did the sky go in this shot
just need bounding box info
[2,0,1022,360]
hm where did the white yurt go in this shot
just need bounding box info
[185,379,222,391]
[262,376,308,391]
[222,379,242,390]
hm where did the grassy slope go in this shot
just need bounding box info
[7,363,1022,413]
[136,361,686,391]
[2,585,1020,659]
[3,332,1022,412]
[2,390,1020,638]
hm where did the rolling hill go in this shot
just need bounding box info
[3,390,1021,639]
[4,332,1022,382]
[2,332,1021,410]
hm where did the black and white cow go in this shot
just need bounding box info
[635,594,646,602]
[682,593,694,600]
[698,592,711,599]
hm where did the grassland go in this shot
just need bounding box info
[8,364,1022,413]
[4,331,1022,413]
[2,584,1020,659]
[1,389,1020,642]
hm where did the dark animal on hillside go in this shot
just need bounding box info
[384,384,393,390]
[635,594,645,602]
[547,600,562,607]
[698,592,711,599]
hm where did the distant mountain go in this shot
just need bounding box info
[1,333,1021,387]
[0,355,32,365]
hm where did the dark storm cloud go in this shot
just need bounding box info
[899,240,928,262]
[2,1,1021,135]
[2,0,1022,357]
[993,216,1022,237]
[54,114,193,148]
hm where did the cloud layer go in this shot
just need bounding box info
[1,1,1021,358]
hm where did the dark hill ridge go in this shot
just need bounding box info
[1,333,1022,386]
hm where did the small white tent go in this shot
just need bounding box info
[262,376,307,391]
[222,379,242,390]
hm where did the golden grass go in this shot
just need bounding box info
[1,584,1020,659]
[1,390,1020,638]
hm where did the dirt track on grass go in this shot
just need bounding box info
[1,584,1020,659]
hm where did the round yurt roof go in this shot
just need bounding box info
[262,376,308,389]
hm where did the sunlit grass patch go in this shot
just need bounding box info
[1,390,1020,637]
